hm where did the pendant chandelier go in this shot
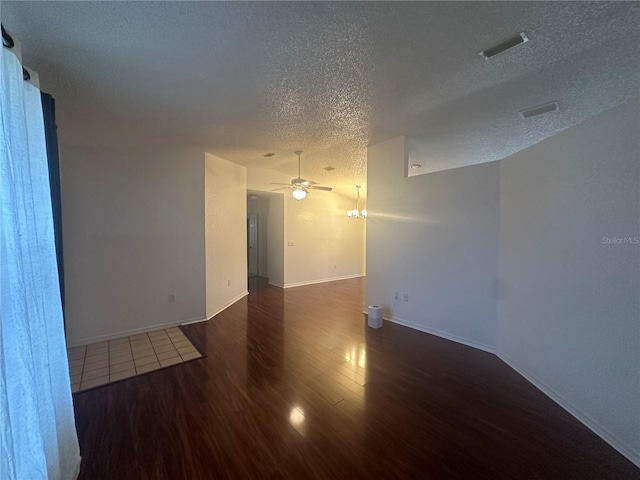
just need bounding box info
[347,185,367,219]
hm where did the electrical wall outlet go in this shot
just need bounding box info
[394,292,399,300]
[403,293,409,302]
[167,294,176,303]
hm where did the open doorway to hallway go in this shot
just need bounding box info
[247,213,258,277]
[247,191,275,282]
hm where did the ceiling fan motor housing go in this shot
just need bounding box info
[291,177,307,186]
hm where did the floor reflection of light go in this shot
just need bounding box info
[344,345,366,369]
[289,406,305,427]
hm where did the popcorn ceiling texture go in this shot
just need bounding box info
[4,1,639,196]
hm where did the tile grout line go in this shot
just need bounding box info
[159,328,181,365]
[147,332,160,372]
[80,346,87,388]
[131,334,137,374]
[130,335,136,374]
[107,339,111,382]
[157,329,173,363]
[166,328,184,361]
[131,333,142,374]
[176,326,202,360]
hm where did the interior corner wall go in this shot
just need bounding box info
[366,99,639,465]
[496,98,640,465]
[283,191,366,288]
[60,146,206,346]
[366,136,499,351]
[204,153,248,319]
[268,195,285,287]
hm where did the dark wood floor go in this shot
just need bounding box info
[73,277,638,479]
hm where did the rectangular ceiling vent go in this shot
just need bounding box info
[520,101,559,119]
[480,32,529,59]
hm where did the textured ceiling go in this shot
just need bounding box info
[3,1,639,198]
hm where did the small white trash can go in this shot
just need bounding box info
[367,305,383,329]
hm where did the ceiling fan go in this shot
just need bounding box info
[271,151,333,200]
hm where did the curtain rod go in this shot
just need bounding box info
[2,23,31,81]
[2,24,14,49]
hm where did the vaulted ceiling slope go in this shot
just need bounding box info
[3,2,639,196]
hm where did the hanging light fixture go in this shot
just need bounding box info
[292,186,306,200]
[271,151,333,201]
[347,185,367,219]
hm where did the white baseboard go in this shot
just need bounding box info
[67,291,251,347]
[497,353,640,467]
[268,281,285,288]
[66,314,207,348]
[282,273,365,289]
[384,315,496,354]
[383,315,638,465]
[206,290,249,320]
[181,317,209,326]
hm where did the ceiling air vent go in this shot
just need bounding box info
[480,32,528,59]
[263,153,276,157]
[520,101,559,119]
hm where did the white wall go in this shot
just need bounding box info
[283,191,366,288]
[268,195,285,287]
[366,136,499,351]
[204,153,248,319]
[60,146,206,346]
[496,99,640,465]
[247,194,270,278]
[247,165,366,288]
[366,99,640,465]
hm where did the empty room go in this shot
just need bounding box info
[1,2,638,479]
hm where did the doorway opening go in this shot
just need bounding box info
[248,214,258,277]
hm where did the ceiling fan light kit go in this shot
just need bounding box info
[270,151,333,201]
[292,187,306,200]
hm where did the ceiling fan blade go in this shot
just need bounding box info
[303,180,318,186]
[270,182,292,186]
[308,185,332,191]
[270,187,289,192]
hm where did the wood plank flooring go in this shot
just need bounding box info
[73,277,638,479]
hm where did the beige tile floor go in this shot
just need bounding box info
[67,327,202,393]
